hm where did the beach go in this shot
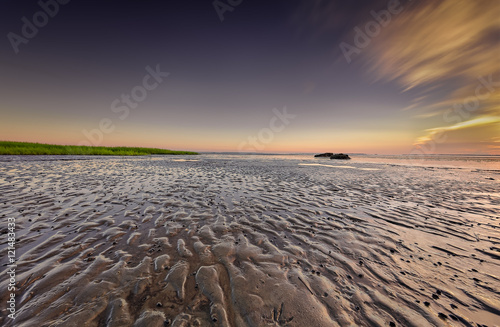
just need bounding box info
[1,154,499,326]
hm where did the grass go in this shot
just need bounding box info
[0,141,198,156]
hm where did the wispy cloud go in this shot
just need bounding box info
[367,0,499,88]
[415,116,500,145]
[300,0,500,153]
[365,0,499,153]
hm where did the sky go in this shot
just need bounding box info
[0,0,499,154]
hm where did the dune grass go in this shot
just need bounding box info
[0,141,198,156]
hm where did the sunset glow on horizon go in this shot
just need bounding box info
[1,0,499,155]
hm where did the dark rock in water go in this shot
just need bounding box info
[314,153,333,157]
[330,153,350,160]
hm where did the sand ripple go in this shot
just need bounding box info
[1,156,499,326]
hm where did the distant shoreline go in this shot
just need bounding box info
[0,141,198,156]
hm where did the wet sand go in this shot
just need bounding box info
[1,155,499,326]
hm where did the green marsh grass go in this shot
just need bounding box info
[0,141,198,156]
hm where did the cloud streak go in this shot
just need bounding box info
[364,0,500,152]
[415,116,500,145]
[367,0,499,89]
[301,0,500,153]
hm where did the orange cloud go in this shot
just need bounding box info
[415,116,500,145]
[368,1,499,88]
[364,0,500,153]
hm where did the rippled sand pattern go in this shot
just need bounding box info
[1,156,499,326]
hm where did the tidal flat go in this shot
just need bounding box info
[0,155,499,326]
